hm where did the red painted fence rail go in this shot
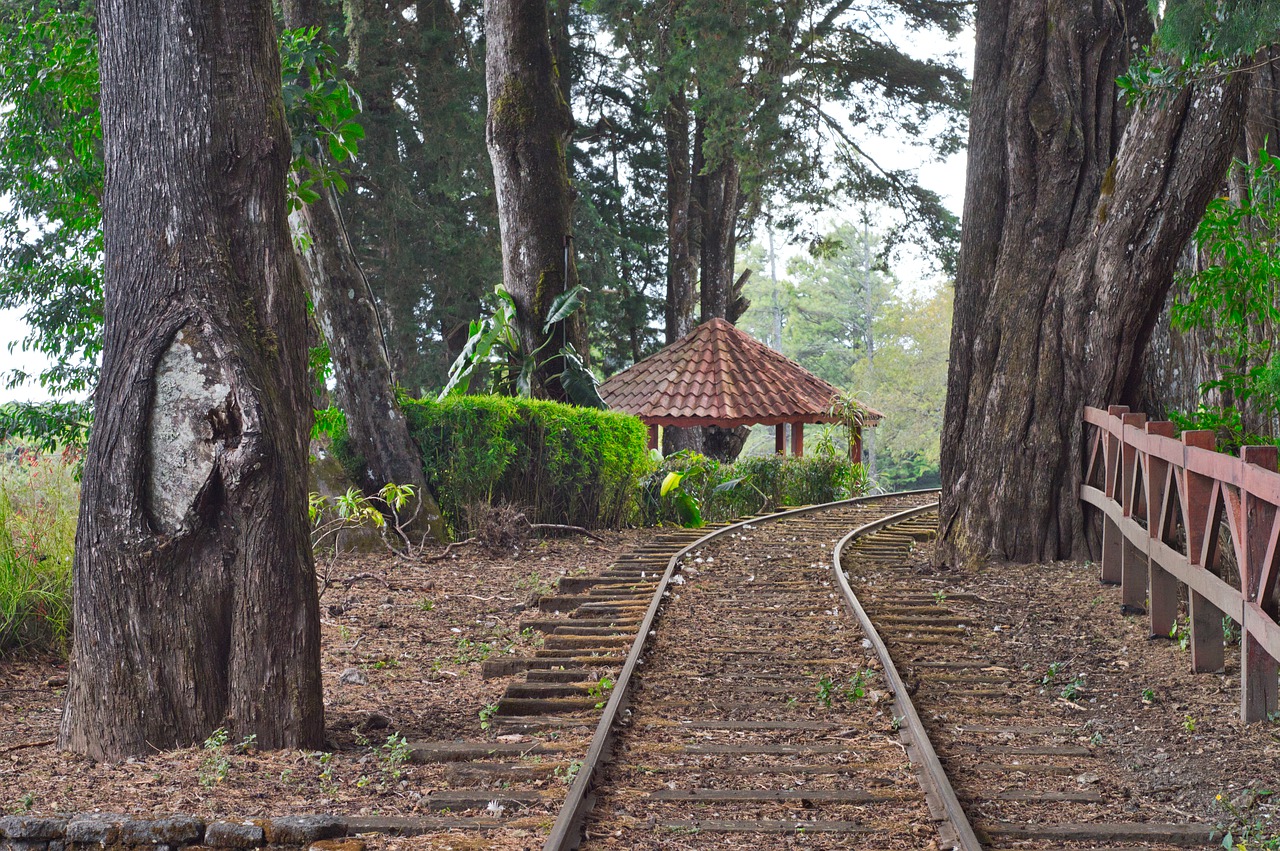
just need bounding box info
[1082,405,1280,723]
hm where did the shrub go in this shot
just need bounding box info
[640,449,868,526]
[0,446,78,655]
[402,396,650,534]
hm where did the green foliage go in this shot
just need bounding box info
[440,285,603,407]
[309,482,422,556]
[0,2,102,396]
[1119,1,1280,107]
[0,447,78,656]
[1170,149,1280,452]
[588,0,968,271]
[640,449,867,526]
[404,395,650,534]
[0,402,92,456]
[0,16,364,397]
[279,26,365,209]
[311,406,348,443]
[338,4,499,396]
[815,669,873,708]
[1214,787,1279,850]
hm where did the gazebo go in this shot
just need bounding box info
[599,318,882,461]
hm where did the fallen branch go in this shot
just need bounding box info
[341,572,390,589]
[0,738,55,754]
[427,538,477,562]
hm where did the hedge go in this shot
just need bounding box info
[401,396,651,534]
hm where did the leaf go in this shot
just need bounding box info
[516,356,536,398]
[713,476,746,494]
[437,317,497,400]
[542,285,588,333]
[660,471,683,497]
[673,492,703,527]
[557,345,606,409]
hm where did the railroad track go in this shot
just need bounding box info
[845,516,1216,850]
[547,492,963,850]
[388,492,1218,848]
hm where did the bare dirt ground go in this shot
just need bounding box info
[902,541,1280,846]
[2,525,1279,848]
[0,529,639,836]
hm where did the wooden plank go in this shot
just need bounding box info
[1243,600,1280,722]
[345,816,507,835]
[649,789,884,803]
[656,819,871,834]
[408,741,564,763]
[1242,446,1280,723]
[1190,589,1225,673]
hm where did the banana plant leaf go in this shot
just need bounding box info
[558,345,606,409]
[543,285,588,333]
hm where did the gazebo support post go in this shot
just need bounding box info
[647,423,660,452]
[775,424,786,456]
[850,427,863,465]
[791,422,804,457]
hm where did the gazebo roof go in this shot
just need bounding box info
[599,318,884,428]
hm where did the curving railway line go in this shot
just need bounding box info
[393,492,1221,849]
[508,491,1218,851]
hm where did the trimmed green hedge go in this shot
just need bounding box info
[639,451,869,526]
[402,396,650,534]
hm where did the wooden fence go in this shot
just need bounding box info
[1082,405,1280,723]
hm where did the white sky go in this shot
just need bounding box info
[0,18,973,405]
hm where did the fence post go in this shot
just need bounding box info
[1120,412,1147,614]
[1145,422,1178,638]
[1182,430,1223,673]
[1100,405,1129,585]
[1240,446,1280,723]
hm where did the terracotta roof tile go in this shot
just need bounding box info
[599,318,884,427]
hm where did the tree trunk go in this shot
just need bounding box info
[284,1,445,543]
[1139,52,1280,428]
[697,157,742,322]
[342,0,415,381]
[484,0,584,400]
[691,123,746,459]
[664,91,697,344]
[60,0,324,758]
[938,0,1249,566]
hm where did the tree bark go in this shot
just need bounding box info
[696,157,742,322]
[1139,51,1280,428]
[664,92,697,345]
[284,1,445,543]
[484,0,584,402]
[60,0,324,758]
[938,0,1250,565]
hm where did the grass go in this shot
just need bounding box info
[0,445,79,656]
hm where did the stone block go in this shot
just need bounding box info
[0,818,67,842]
[118,817,203,846]
[65,814,128,845]
[262,817,345,847]
[202,823,265,849]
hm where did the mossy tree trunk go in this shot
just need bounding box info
[59,0,324,758]
[938,0,1250,566]
[695,156,744,323]
[485,0,585,402]
[664,91,698,346]
[284,0,444,543]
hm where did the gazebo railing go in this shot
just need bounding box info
[1082,404,1280,723]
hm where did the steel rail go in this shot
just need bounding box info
[542,488,941,851]
[832,502,983,851]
